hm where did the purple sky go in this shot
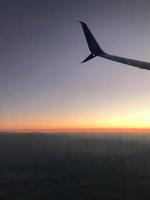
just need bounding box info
[1,0,150,131]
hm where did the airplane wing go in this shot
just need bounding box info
[80,21,150,71]
[102,53,150,70]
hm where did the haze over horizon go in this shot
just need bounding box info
[1,0,150,132]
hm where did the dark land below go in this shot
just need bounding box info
[0,132,150,200]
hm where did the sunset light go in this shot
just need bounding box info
[1,1,150,133]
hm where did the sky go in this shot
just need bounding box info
[1,0,150,132]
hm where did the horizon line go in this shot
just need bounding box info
[1,127,150,134]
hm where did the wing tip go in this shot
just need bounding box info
[78,21,86,25]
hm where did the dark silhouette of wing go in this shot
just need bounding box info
[79,21,105,56]
[80,21,150,70]
[81,53,95,63]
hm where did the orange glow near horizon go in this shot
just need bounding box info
[1,111,150,133]
[1,109,150,133]
[2,127,150,134]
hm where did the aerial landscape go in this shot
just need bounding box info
[1,132,150,199]
[1,0,150,199]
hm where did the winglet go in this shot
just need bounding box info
[79,21,105,63]
[81,53,96,63]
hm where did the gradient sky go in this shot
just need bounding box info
[1,0,150,131]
